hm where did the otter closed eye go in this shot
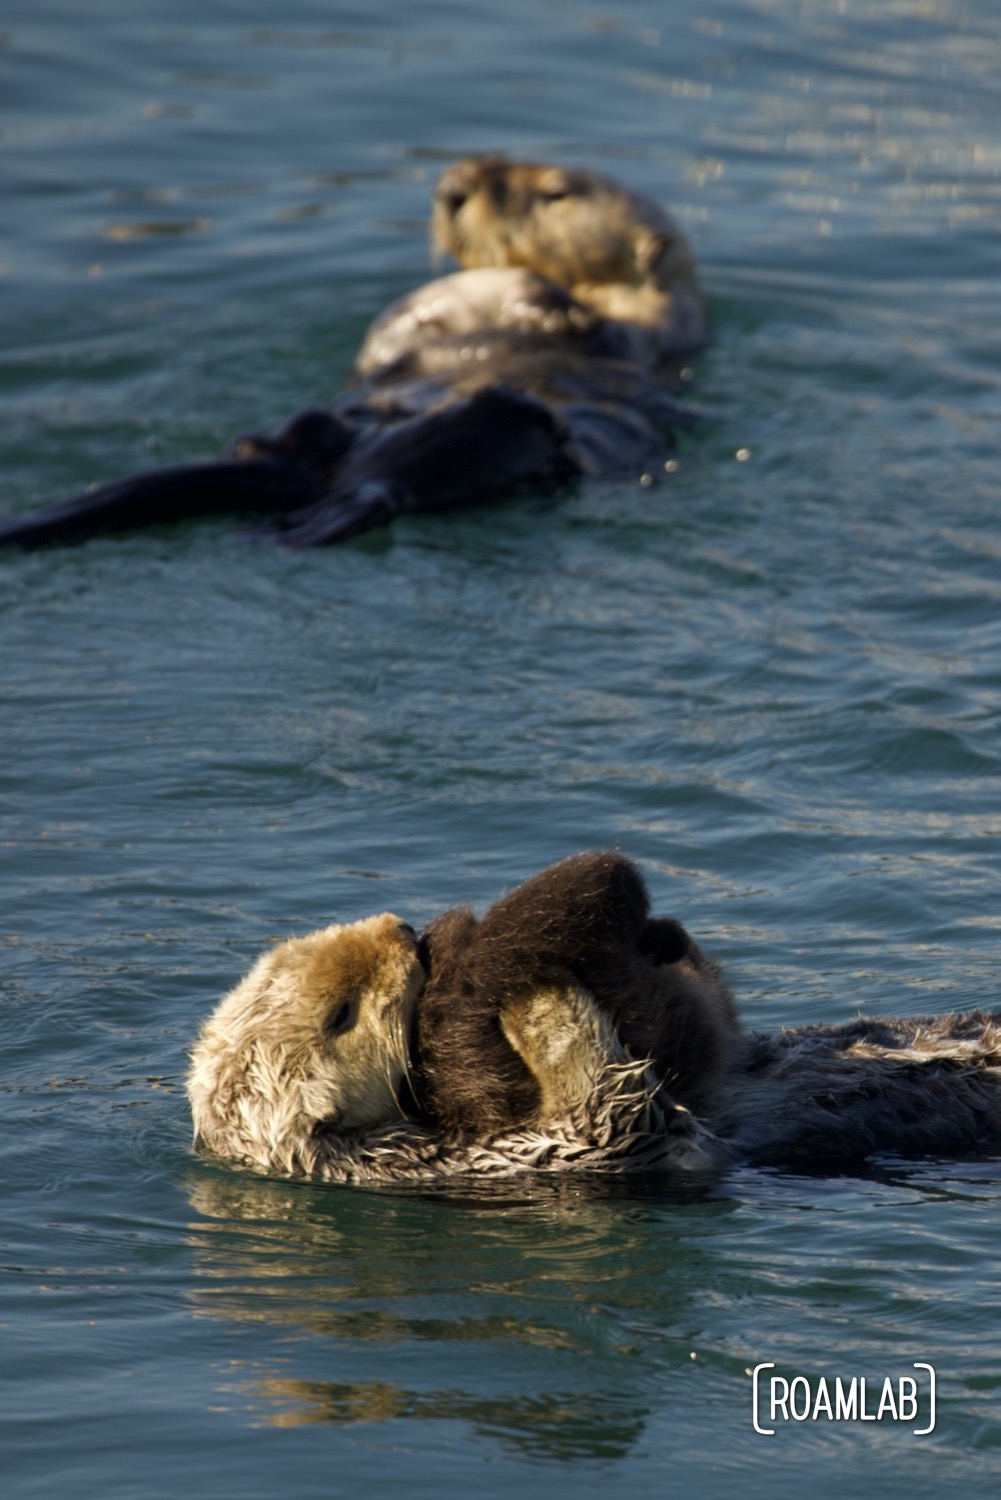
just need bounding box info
[326,1001,354,1036]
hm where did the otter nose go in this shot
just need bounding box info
[415,930,431,971]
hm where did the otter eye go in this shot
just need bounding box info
[326,1000,354,1037]
[537,173,572,204]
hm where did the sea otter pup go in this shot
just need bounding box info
[0,157,704,550]
[411,851,738,1140]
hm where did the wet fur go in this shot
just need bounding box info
[186,910,718,1181]
[186,856,1001,1185]
[187,913,424,1174]
[315,988,719,1185]
[429,155,706,363]
[712,1013,1001,1165]
[412,852,738,1139]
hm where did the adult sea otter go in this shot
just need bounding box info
[0,157,706,550]
[185,852,1001,1186]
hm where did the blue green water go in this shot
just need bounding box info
[2,1,999,1494]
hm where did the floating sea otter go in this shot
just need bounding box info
[0,158,706,551]
[186,852,1001,1185]
[186,854,727,1183]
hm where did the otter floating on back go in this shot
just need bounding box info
[0,158,705,551]
[186,853,1001,1186]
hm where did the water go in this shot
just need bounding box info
[2,1,999,1494]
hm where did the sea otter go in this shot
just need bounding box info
[186,871,719,1183]
[186,852,1001,1186]
[0,157,704,551]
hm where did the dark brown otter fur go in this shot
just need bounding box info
[0,158,703,551]
[412,851,738,1140]
[409,851,1001,1169]
[710,1012,1001,1166]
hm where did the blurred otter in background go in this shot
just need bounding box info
[0,157,705,550]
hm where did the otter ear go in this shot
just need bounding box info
[639,917,694,967]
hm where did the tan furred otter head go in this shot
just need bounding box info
[187,914,425,1175]
[431,155,706,358]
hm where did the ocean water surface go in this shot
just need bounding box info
[2,1,999,1495]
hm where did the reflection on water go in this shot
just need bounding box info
[245,1377,648,1460]
[181,1152,1001,1465]
[184,1167,735,1455]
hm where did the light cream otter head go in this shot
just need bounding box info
[187,913,425,1174]
[432,155,706,358]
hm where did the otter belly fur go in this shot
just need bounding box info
[186,854,1001,1186]
[0,157,704,551]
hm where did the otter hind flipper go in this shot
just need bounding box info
[241,480,401,548]
[245,386,580,548]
